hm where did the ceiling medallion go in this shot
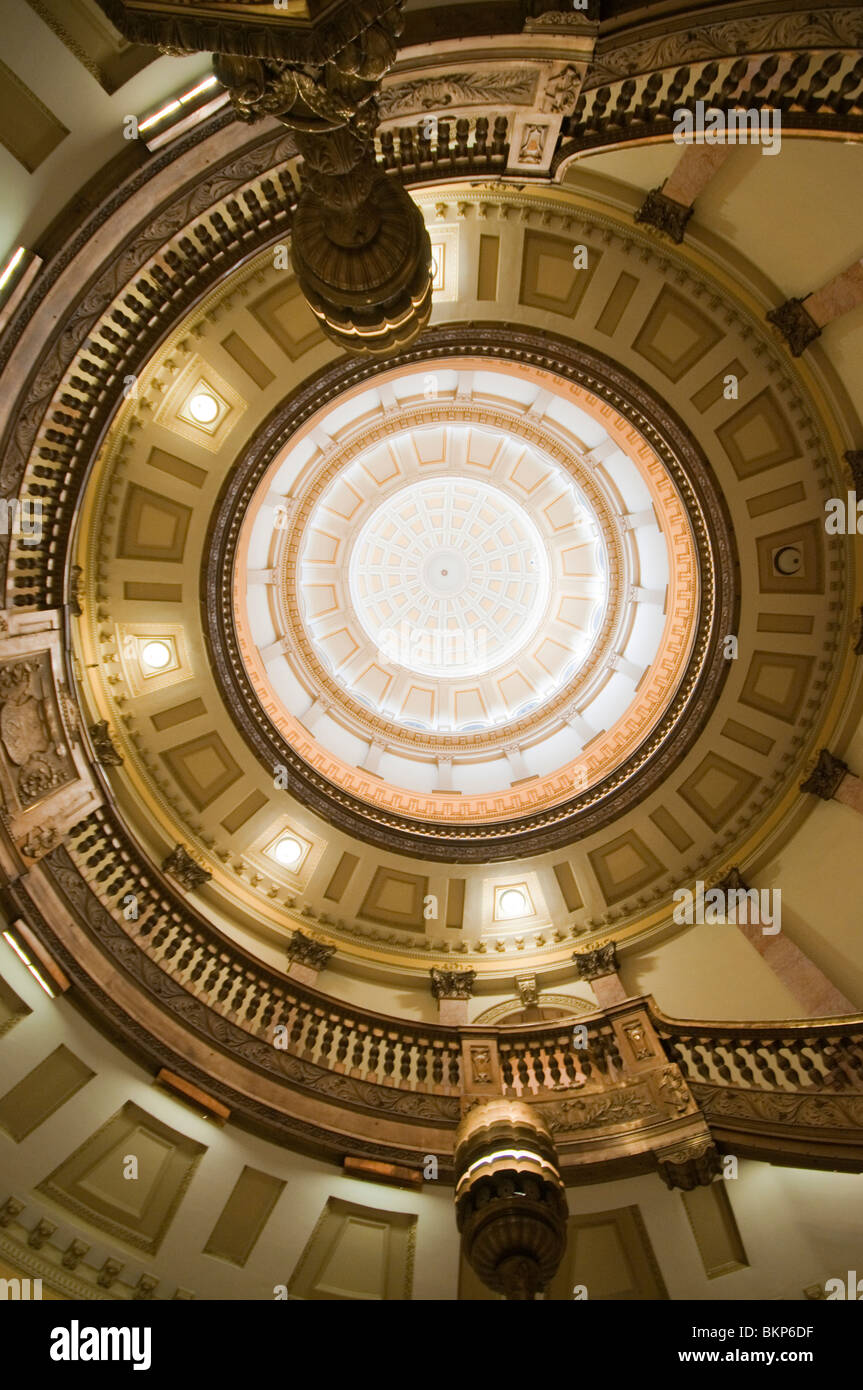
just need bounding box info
[205,325,737,862]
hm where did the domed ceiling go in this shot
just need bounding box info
[229,352,705,838]
[56,170,857,996]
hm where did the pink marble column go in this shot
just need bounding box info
[430,966,475,1024]
[286,929,335,987]
[769,258,863,355]
[800,748,860,807]
[635,145,731,243]
[719,869,854,1016]
[572,943,628,1007]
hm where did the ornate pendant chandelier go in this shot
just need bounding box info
[96,0,433,355]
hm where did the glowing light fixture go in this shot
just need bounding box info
[187,391,220,424]
[499,887,528,918]
[2,929,55,997]
[138,74,220,134]
[272,834,303,868]
[0,246,26,294]
[141,639,172,671]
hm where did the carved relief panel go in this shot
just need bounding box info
[0,653,77,810]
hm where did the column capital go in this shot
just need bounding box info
[766,297,821,356]
[162,843,211,890]
[800,748,848,800]
[287,929,336,972]
[634,187,693,244]
[572,941,618,981]
[430,966,476,1000]
[655,1134,721,1191]
[845,450,863,492]
[717,865,749,893]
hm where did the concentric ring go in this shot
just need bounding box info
[205,325,738,862]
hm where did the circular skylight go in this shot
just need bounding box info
[499,888,528,917]
[140,639,172,670]
[347,477,551,679]
[271,834,303,867]
[187,391,219,424]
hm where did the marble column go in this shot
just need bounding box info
[768,256,863,355]
[799,748,863,815]
[718,868,854,1016]
[430,966,476,1025]
[635,145,731,243]
[572,942,627,1007]
[286,929,336,988]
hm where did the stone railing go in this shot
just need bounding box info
[376,115,510,182]
[558,45,863,166]
[6,165,300,615]
[6,803,854,1179]
[649,1006,863,1171]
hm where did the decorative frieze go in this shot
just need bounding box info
[0,653,77,810]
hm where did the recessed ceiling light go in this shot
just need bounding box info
[140,639,172,670]
[499,887,528,917]
[187,391,219,424]
[272,834,303,868]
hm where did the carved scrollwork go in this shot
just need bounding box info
[572,941,618,981]
[800,748,848,801]
[161,844,212,891]
[287,929,336,972]
[541,1085,659,1134]
[0,654,77,809]
[430,967,476,1000]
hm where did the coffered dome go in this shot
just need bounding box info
[233,351,707,833]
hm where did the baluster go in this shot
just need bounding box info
[447,1045,460,1089]
[260,990,276,1035]
[351,1027,367,1076]
[290,1002,305,1051]
[730,1047,756,1086]
[800,54,843,113]
[633,74,665,124]
[382,1036,396,1084]
[531,1044,546,1093]
[692,62,720,103]
[516,1048,529,1097]
[491,115,508,159]
[304,1010,322,1061]
[431,1043,444,1088]
[500,1046,514,1093]
[334,1021,350,1071]
[319,1015,335,1068]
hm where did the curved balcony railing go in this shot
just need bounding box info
[9,805,850,1178]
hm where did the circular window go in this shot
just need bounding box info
[187,391,219,424]
[140,640,172,671]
